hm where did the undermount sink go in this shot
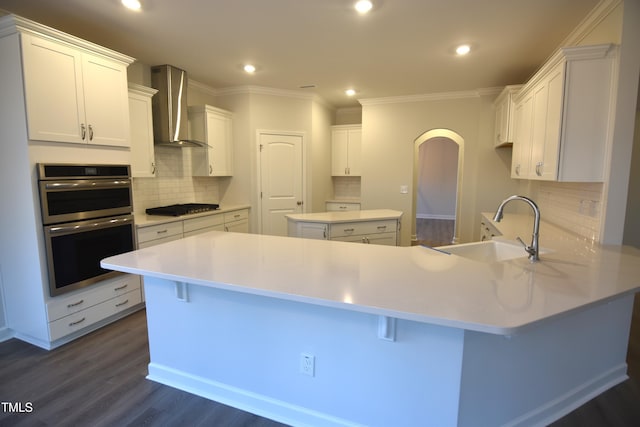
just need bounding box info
[435,240,542,263]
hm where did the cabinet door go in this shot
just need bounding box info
[225,219,249,233]
[331,127,362,176]
[206,112,233,176]
[529,62,564,181]
[511,92,533,179]
[21,33,86,144]
[82,54,130,147]
[347,128,362,176]
[190,106,233,177]
[128,89,156,177]
[331,129,349,176]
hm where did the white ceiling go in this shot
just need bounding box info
[0,0,600,108]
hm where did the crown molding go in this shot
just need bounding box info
[558,0,621,48]
[359,89,484,106]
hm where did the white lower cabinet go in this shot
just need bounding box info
[480,217,502,241]
[329,219,398,246]
[289,218,399,246]
[137,220,184,248]
[137,208,250,248]
[46,274,142,341]
[224,210,249,233]
[326,202,361,211]
[183,214,225,237]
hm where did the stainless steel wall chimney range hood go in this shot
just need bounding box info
[150,64,205,148]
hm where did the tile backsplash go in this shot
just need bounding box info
[132,146,220,214]
[332,176,361,200]
[537,181,603,242]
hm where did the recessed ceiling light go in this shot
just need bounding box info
[243,64,256,73]
[456,44,471,56]
[121,0,141,11]
[355,1,373,14]
[345,89,357,96]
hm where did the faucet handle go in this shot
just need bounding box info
[516,236,536,258]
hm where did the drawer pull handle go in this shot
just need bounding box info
[377,225,387,230]
[67,299,84,308]
[69,317,86,327]
[156,229,168,235]
[234,214,241,218]
[115,299,129,308]
[344,228,355,233]
[114,284,128,291]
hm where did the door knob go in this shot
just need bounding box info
[296,201,303,206]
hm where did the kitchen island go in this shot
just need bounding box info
[102,217,640,427]
[286,209,402,245]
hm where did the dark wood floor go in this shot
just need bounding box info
[416,218,455,247]
[1,297,640,427]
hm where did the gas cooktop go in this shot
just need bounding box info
[145,203,220,217]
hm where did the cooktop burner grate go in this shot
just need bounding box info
[145,203,220,216]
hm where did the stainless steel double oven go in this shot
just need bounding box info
[38,164,135,296]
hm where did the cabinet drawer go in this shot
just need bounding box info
[46,274,141,321]
[184,224,224,238]
[49,288,142,341]
[326,202,361,211]
[183,214,224,234]
[333,232,397,246]
[224,210,249,223]
[329,220,397,238]
[137,221,183,244]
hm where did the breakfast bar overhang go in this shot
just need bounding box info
[102,229,640,427]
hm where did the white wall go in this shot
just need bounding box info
[360,94,518,245]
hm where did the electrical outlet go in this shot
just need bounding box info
[300,353,315,377]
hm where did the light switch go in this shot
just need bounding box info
[400,185,409,194]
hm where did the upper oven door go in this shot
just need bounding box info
[39,178,133,225]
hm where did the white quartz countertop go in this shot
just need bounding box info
[103,213,640,335]
[134,204,250,228]
[286,209,402,223]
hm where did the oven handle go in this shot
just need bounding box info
[44,179,131,190]
[48,216,133,235]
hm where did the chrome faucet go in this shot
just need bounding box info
[493,195,541,262]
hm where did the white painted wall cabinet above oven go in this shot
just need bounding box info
[331,125,362,176]
[188,105,234,177]
[511,44,617,182]
[0,15,134,147]
[129,84,158,177]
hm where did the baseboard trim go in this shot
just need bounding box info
[147,363,364,427]
[505,363,628,427]
[416,214,456,220]
[0,326,13,342]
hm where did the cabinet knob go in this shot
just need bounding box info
[81,123,87,140]
[535,162,543,176]
[88,124,94,141]
[515,164,521,176]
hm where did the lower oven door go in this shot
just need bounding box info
[44,214,135,296]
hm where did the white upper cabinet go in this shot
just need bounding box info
[331,125,362,176]
[493,85,522,147]
[20,32,132,147]
[128,84,157,178]
[189,105,234,177]
[511,44,617,182]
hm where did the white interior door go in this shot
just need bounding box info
[259,133,303,236]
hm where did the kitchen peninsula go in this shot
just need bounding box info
[102,216,640,427]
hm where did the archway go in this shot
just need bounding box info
[412,129,464,245]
